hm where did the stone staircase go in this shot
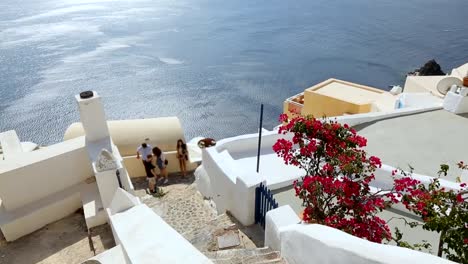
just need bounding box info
[181,214,287,264]
[182,213,238,252]
[204,247,286,264]
[135,178,287,264]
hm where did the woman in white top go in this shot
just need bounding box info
[152,147,169,184]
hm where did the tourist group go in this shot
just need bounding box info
[136,139,189,193]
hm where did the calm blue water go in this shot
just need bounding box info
[0,0,467,145]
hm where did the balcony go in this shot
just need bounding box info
[284,92,304,116]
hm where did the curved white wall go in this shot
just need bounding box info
[280,224,454,264]
[64,118,198,176]
[64,117,186,156]
[265,206,455,264]
[196,130,299,226]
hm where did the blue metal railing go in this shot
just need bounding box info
[255,183,279,229]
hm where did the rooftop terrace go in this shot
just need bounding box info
[284,79,397,119]
[354,109,468,181]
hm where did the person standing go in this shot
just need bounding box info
[152,147,169,184]
[136,141,153,178]
[146,154,157,193]
[176,139,188,177]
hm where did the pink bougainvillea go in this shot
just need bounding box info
[274,115,392,243]
[274,114,468,260]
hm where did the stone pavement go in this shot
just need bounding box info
[132,173,218,235]
[132,173,265,251]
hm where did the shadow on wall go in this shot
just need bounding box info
[0,212,115,264]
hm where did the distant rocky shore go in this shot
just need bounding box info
[408,59,446,76]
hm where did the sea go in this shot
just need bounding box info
[0,0,467,145]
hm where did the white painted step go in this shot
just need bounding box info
[81,180,107,229]
[86,245,129,264]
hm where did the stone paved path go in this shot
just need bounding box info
[132,173,218,234]
[132,173,265,252]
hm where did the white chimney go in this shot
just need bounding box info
[75,91,110,143]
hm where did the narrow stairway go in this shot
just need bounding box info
[136,178,288,264]
[181,213,287,264]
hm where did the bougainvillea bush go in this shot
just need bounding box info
[273,114,467,260]
[392,163,468,263]
[273,114,392,243]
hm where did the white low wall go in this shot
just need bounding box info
[0,136,92,211]
[332,106,442,128]
[195,130,299,226]
[0,190,81,241]
[64,118,199,177]
[196,146,262,225]
[274,105,442,132]
[123,152,198,178]
[265,206,455,264]
[64,117,186,156]
[103,188,212,264]
[371,164,462,193]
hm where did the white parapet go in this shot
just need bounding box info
[63,117,199,177]
[103,188,212,264]
[195,130,302,226]
[265,206,455,264]
[265,205,301,251]
[0,136,92,211]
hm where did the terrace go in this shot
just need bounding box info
[283,79,398,118]
[355,109,468,181]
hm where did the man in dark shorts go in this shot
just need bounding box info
[136,141,153,178]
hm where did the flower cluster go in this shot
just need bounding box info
[274,115,391,243]
[274,115,468,260]
[391,163,468,262]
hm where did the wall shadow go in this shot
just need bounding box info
[0,212,113,264]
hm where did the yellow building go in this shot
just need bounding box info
[283,78,397,118]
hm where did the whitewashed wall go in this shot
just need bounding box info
[102,188,213,264]
[371,164,462,193]
[332,106,442,127]
[265,206,455,264]
[0,136,108,241]
[0,136,92,211]
[64,117,199,177]
[274,105,442,131]
[195,130,295,226]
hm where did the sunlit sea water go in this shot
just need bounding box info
[0,0,467,145]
